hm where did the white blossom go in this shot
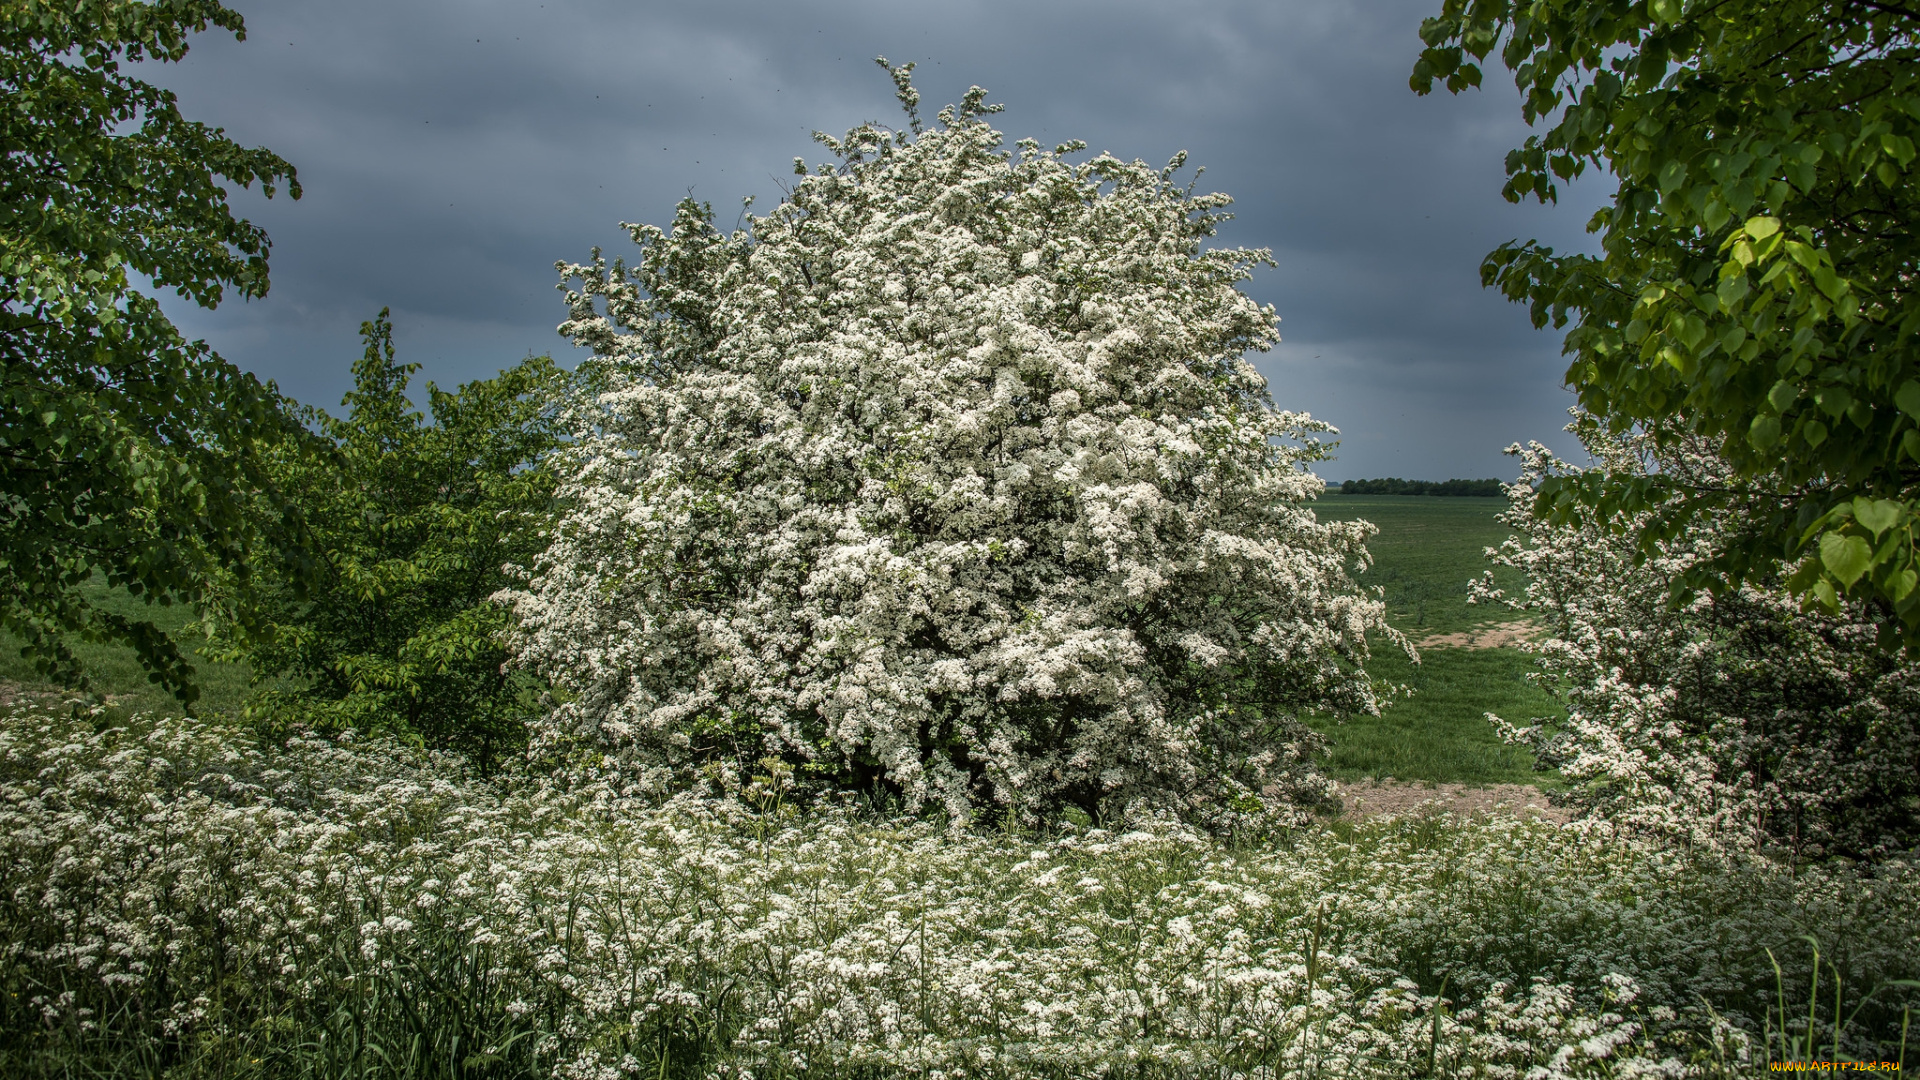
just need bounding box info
[1476,415,1920,859]
[4,704,1907,1076]
[500,69,1395,824]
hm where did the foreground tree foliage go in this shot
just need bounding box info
[502,64,1395,825]
[0,1,303,702]
[209,312,567,772]
[1415,0,1920,643]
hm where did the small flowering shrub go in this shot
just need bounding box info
[499,66,1392,824]
[2,705,1915,1078]
[1476,418,1920,861]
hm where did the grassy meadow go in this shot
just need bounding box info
[1309,494,1561,787]
[0,581,263,716]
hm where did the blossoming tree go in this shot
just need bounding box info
[502,64,1394,824]
[1477,417,1920,860]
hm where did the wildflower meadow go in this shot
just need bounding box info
[3,706,1915,1078]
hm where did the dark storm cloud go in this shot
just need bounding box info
[150,0,1604,479]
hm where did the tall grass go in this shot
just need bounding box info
[1763,938,1917,1071]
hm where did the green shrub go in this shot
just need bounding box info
[206,311,569,772]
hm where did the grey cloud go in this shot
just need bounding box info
[153,0,1602,478]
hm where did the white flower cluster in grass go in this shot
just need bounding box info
[1475,419,1920,860]
[5,707,1915,1076]
[498,72,1394,825]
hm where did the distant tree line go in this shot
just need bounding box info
[1335,477,1504,496]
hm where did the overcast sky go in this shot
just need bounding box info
[149,0,1605,481]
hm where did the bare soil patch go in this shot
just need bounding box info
[1333,778,1569,823]
[0,680,53,709]
[0,679,104,712]
[1414,619,1541,650]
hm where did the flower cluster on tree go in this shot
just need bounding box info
[1476,417,1920,861]
[500,64,1395,825]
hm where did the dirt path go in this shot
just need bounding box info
[1334,778,1569,823]
[0,680,62,710]
[1413,619,1541,650]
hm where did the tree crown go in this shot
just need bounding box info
[0,0,304,701]
[504,63,1394,825]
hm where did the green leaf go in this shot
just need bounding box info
[1743,216,1780,240]
[1805,420,1829,447]
[1876,527,1906,565]
[1716,274,1750,307]
[1748,415,1781,449]
[1853,497,1904,537]
[1820,531,1873,587]
[1768,381,1799,412]
[1812,265,1845,301]
[1895,381,1920,420]
[1809,578,1840,613]
[1658,159,1688,194]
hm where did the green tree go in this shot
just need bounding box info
[215,311,568,772]
[1336,478,1503,496]
[1,0,303,701]
[1414,0,1920,643]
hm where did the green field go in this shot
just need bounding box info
[1308,495,1563,786]
[0,582,262,716]
[1320,495,1524,636]
[1,497,1562,787]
